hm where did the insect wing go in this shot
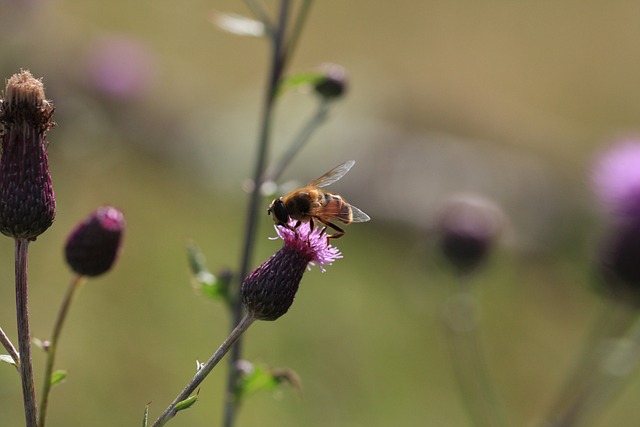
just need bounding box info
[348,205,371,223]
[310,160,355,188]
[314,194,370,224]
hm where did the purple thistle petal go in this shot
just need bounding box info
[593,138,640,220]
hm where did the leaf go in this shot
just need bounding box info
[235,361,302,401]
[276,72,325,98]
[175,394,198,412]
[187,242,232,302]
[0,354,17,366]
[210,11,265,37]
[50,370,68,386]
[141,403,150,427]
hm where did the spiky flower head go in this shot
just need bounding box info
[0,70,56,240]
[435,194,503,276]
[242,221,342,321]
[65,206,125,277]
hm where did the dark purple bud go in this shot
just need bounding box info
[597,219,640,306]
[435,195,503,275]
[0,70,56,240]
[242,221,341,321]
[65,206,125,277]
[314,64,347,100]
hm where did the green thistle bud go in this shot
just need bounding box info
[0,70,56,240]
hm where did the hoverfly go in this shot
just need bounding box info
[267,160,370,239]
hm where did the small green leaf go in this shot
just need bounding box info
[141,403,150,427]
[0,354,17,366]
[276,73,325,98]
[175,394,198,412]
[235,361,302,401]
[187,241,232,302]
[50,370,68,386]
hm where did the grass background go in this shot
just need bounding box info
[1,1,640,426]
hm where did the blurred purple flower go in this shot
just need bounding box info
[435,194,503,275]
[85,36,155,100]
[593,138,640,220]
[241,221,341,321]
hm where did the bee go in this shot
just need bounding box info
[268,160,370,239]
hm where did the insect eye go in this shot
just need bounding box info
[273,199,289,224]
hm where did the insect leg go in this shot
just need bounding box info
[316,218,345,240]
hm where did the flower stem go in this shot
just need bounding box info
[263,99,330,184]
[223,2,291,427]
[0,324,20,370]
[541,301,639,427]
[38,274,85,427]
[152,313,255,427]
[440,277,507,427]
[15,238,38,427]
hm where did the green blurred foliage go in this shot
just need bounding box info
[1,1,640,427]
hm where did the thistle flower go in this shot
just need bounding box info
[593,137,640,221]
[314,63,347,100]
[65,206,125,277]
[435,195,503,276]
[0,70,56,240]
[241,221,342,321]
[593,139,640,305]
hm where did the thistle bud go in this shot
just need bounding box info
[242,221,341,321]
[597,220,640,306]
[65,206,125,277]
[435,195,503,276]
[0,70,56,240]
[314,64,347,100]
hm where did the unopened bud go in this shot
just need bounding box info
[314,64,347,100]
[65,206,125,277]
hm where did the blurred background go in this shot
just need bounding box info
[1,0,640,426]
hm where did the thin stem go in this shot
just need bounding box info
[15,238,37,427]
[38,274,85,427]
[243,0,275,38]
[0,324,20,370]
[263,99,330,184]
[152,313,255,427]
[223,2,291,427]
[440,278,507,427]
[283,0,313,65]
[541,302,640,427]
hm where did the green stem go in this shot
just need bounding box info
[282,0,313,65]
[0,324,20,370]
[222,2,291,427]
[15,238,37,427]
[263,99,330,184]
[38,274,85,427]
[541,302,639,427]
[152,314,255,427]
[440,278,507,427]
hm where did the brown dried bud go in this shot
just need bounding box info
[0,70,56,240]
